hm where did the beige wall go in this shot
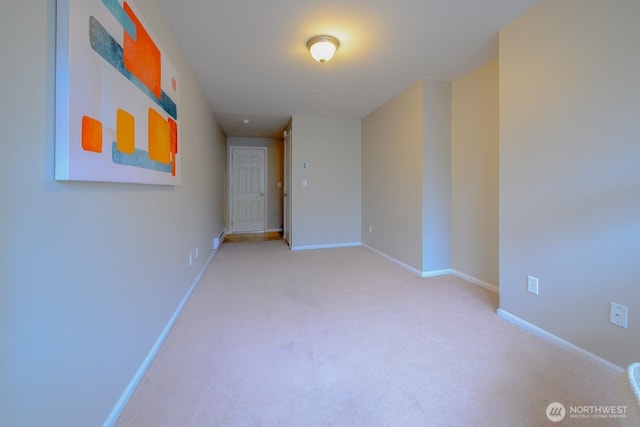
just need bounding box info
[362,80,452,274]
[362,81,424,270]
[499,0,640,368]
[227,137,284,231]
[0,1,227,425]
[290,115,361,248]
[451,60,499,286]
[422,80,452,272]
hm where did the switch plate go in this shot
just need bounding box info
[610,302,628,328]
[302,179,308,187]
[527,275,539,295]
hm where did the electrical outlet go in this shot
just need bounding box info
[189,253,193,267]
[610,302,628,328]
[196,247,199,258]
[369,226,373,234]
[527,276,539,295]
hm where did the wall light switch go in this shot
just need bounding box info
[302,179,308,187]
[527,275,539,295]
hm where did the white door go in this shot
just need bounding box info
[230,147,266,232]
[283,130,292,246]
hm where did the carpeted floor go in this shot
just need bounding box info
[115,241,621,426]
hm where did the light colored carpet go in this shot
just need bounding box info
[115,241,620,426]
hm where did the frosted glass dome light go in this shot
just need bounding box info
[306,35,339,63]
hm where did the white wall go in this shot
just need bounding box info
[0,1,227,426]
[451,60,499,286]
[290,115,361,248]
[499,0,640,368]
[227,137,284,231]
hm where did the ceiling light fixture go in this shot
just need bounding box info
[306,35,339,63]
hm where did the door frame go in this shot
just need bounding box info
[227,146,267,233]
[283,130,292,246]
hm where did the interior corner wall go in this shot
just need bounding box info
[499,0,640,368]
[290,115,361,248]
[362,82,424,271]
[451,60,499,286]
[422,80,452,273]
[0,1,227,426]
[227,137,284,231]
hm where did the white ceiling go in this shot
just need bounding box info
[158,0,541,138]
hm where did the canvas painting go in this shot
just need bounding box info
[56,0,180,184]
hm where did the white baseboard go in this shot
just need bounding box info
[291,242,361,251]
[497,308,623,373]
[361,246,501,289]
[422,268,454,278]
[103,251,217,427]
[361,244,452,278]
[452,270,499,293]
[362,244,423,275]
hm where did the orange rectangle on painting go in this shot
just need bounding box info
[168,117,178,154]
[82,116,103,153]
[123,2,161,99]
[148,108,170,164]
[116,109,135,154]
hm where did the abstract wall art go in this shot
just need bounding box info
[56,0,180,184]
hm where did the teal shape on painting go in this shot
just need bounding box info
[112,142,172,174]
[88,16,177,120]
[101,0,137,41]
